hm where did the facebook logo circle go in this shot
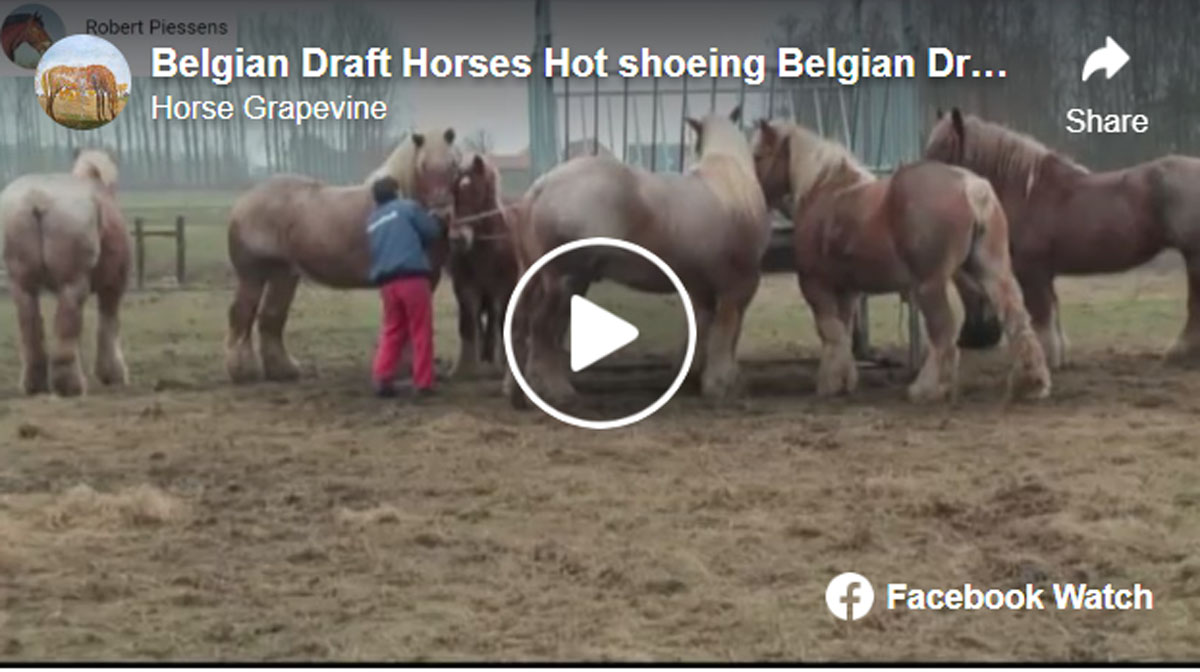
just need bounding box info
[826,572,875,621]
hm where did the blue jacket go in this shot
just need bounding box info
[366,198,441,285]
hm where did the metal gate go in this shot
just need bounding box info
[525,0,924,366]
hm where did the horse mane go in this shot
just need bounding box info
[771,120,874,201]
[367,129,459,196]
[72,149,118,190]
[690,115,766,224]
[958,115,1090,195]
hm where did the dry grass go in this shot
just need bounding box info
[41,483,185,530]
[0,271,1198,661]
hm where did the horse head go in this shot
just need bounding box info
[24,12,52,52]
[751,119,793,209]
[410,127,461,222]
[925,107,967,166]
[684,105,745,161]
[450,153,500,253]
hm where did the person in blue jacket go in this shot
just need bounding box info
[366,176,441,397]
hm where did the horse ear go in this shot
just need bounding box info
[951,108,965,140]
[757,118,777,144]
[411,133,425,149]
[444,128,456,145]
[728,104,743,124]
[685,117,702,137]
[471,154,485,175]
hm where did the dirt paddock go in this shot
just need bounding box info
[1,271,1199,661]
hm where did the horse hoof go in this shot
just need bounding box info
[96,361,129,387]
[1164,343,1200,367]
[20,367,50,396]
[50,368,86,398]
[907,384,949,404]
[262,359,302,382]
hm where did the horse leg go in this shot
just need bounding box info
[1050,283,1070,368]
[258,269,302,382]
[226,271,266,384]
[908,280,960,403]
[686,298,713,385]
[93,280,128,386]
[1020,274,1062,370]
[967,252,1051,401]
[451,281,482,379]
[489,294,509,372]
[502,287,531,407]
[12,285,49,395]
[1166,250,1200,363]
[49,279,90,397]
[954,273,1003,349]
[525,275,575,403]
[802,283,856,397]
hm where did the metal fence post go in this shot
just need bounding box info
[175,215,186,286]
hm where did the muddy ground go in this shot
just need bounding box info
[1,271,1199,662]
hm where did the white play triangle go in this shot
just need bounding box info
[569,295,639,372]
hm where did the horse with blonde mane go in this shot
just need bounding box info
[752,119,1050,402]
[225,129,459,383]
[504,107,769,404]
[926,109,1200,368]
[448,153,518,379]
[1,149,130,397]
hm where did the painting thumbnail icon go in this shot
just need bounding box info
[35,34,131,130]
[2,3,64,70]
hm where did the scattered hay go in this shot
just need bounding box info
[43,484,185,530]
[16,423,42,439]
[334,504,403,528]
[0,519,28,575]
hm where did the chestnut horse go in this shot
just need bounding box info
[752,119,1049,402]
[504,107,770,404]
[926,109,1200,368]
[2,11,53,69]
[448,153,518,379]
[39,64,120,123]
[225,129,459,384]
[1,149,130,397]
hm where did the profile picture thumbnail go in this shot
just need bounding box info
[35,34,131,131]
[2,3,64,70]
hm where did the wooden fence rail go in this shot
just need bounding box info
[133,215,187,290]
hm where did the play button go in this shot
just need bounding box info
[570,295,639,372]
[504,237,697,430]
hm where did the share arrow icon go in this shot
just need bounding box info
[1081,36,1130,81]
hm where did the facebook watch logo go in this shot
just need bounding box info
[826,572,875,621]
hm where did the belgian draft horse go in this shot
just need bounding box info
[505,106,770,405]
[752,119,1050,402]
[225,129,459,384]
[1,149,130,397]
[448,153,518,379]
[926,109,1200,368]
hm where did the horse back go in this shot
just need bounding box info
[1,173,104,290]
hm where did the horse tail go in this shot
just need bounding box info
[19,186,57,282]
[959,173,1051,398]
